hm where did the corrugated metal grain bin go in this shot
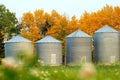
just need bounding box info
[36,36,62,65]
[5,35,33,59]
[94,26,120,64]
[66,29,92,65]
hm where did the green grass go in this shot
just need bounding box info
[0,64,120,80]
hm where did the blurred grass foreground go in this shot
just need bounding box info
[0,52,120,80]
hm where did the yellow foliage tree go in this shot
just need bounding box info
[20,12,41,42]
[79,5,120,36]
[47,14,68,41]
[66,16,79,35]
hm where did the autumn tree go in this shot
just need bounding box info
[34,10,53,36]
[79,5,120,36]
[20,12,41,42]
[46,13,68,41]
[66,16,79,35]
[20,9,55,43]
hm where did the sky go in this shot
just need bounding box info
[0,0,120,20]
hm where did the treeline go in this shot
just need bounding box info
[19,5,120,43]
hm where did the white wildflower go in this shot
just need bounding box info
[1,57,17,68]
[30,68,39,77]
[80,63,96,79]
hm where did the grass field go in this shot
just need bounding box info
[0,63,120,80]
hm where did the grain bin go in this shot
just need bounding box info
[94,26,120,64]
[5,35,33,59]
[36,36,62,65]
[66,29,92,65]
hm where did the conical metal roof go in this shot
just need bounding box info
[5,35,31,43]
[67,29,91,37]
[95,25,118,33]
[36,35,61,43]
